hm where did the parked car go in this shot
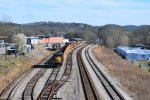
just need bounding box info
[7,46,17,55]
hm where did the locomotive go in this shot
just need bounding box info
[52,43,69,65]
[53,51,63,65]
[52,43,61,51]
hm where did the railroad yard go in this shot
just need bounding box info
[1,0,150,99]
[0,43,135,100]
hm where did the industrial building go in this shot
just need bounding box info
[27,36,39,45]
[115,46,150,61]
[27,36,67,45]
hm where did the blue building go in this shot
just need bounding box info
[115,46,150,61]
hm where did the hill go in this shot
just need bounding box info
[0,21,150,47]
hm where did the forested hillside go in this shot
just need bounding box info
[0,21,150,48]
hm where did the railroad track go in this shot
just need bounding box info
[0,53,55,100]
[48,49,73,99]
[0,68,33,100]
[85,46,125,100]
[38,64,60,100]
[38,48,75,100]
[23,55,57,100]
[46,45,86,100]
[77,46,100,100]
[23,69,46,100]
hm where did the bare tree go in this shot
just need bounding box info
[0,15,12,42]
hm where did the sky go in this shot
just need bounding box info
[0,0,150,26]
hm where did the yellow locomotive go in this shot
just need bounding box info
[54,51,63,64]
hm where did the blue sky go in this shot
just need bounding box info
[0,0,150,25]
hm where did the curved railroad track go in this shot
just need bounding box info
[0,44,125,100]
[47,48,73,99]
[85,45,125,100]
[38,64,60,100]
[23,54,56,100]
[0,68,33,100]
[38,47,77,100]
[77,46,100,100]
[0,53,55,100]
[23,69,46,100]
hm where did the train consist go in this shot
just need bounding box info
[52,43,69,65]
[48,42,77,65]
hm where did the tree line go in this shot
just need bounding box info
[0,20,150,48]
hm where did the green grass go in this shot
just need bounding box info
[139,61,150,66]
[137,61,150,71]
[1,60,14,68]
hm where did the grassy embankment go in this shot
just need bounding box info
[93,46,150,100]
[0,45,52,93]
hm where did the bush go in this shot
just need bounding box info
[139,64,141,68]
[148,62,150,66]
[148,69,150,72]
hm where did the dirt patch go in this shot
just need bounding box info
[93,46,150,100]
[0,45,52,93]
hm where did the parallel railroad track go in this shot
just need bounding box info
[0,53,55,100]
[0,69,33,100]
[23,54,56,100]
[77,46,100,100]
[48,48,73,99]
[38,47,75,100]
[47,45,85,100]
[23,69,46,100]
[0,46,68,100]
[85,46,125,100]
[38,64,60,100]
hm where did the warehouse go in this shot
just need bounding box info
[27,36,39,45]
[27,36,67,47]
[115,46,150,60]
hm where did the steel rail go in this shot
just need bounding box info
[38,65,60,100]
[0,68,33,100]
[85,46,125,100]
[48,49,73,100]
[23,69,46,100]
[77,46,100,100]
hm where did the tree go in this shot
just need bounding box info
[13,33,27,55]
[0,15,12,42]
